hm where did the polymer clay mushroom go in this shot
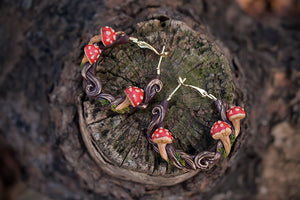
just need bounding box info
[82,26,168,65]
[211,121,232,156]
[115,86,144,110]
[81,26,116,64]
[151,127,173,161]
[81,44,101,64]
[87,26,117,46]
[227,106,246,137]
[101,26,117,46]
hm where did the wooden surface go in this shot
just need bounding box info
[78,19,235,185]
[1,0,299,199]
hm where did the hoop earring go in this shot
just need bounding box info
[147,77,246,170]
[80,26,169,113]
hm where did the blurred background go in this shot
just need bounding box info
[0,0,299,199]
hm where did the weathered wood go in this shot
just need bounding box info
[78,19,234,185]
[1,0,300,199]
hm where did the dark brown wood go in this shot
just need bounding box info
[1,0,300,199]
[78,19,235,185]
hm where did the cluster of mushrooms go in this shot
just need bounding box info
[152,105,246,161]
[80,26,165,112]
[211,106,246,155]
[81,26,117,65]
[80,25,247,168]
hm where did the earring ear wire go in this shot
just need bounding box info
[166,78,186,101]
[178,76,217,101]
[156,46,166,75]
[129,37,169,57]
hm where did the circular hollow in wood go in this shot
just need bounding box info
[77,19,234,186]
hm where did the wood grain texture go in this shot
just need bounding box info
[78,19,234,185]
[1,0,300,199]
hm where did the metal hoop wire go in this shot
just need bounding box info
[178,76,217,101]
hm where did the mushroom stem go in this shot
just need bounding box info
[157,143,168,161]
[88,35,102,45]
[231,119,241,137]
[81,55,89,65]
[221,136,231,155]
[115,97,130,111]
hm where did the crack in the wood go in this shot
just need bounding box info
[103,70,139,87]
[120,129,142,167]
[175,47,192,71]
[87,114,113,126]
[187,60,205,74]
[91,136,115,165]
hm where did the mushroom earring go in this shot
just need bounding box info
[80,25,169,113]
[178,77,246,156]
[148,78,222,170]
[227,106,246,137]
[147,77,246,170]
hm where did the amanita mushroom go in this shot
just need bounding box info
[211,121,232,155]
[151,127,173,161]
[227,106,246,137]
[115,86,144,110]
[101,26,117,46]
[82,44,101,64]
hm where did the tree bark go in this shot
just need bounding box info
[0,0,299,200]
[78,19,235,186]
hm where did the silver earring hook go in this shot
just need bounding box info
[178,76,217,101]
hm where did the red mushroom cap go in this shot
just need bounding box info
[152,127,173,143]
[101,26,117,46]
[227,106,246,121]
[84,44,101,64]
[125,86,144,107]
[211,120,231,137]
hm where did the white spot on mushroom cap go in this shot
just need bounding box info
[220,123,224,127]
[229,110,233,114]
[113,35,116,40]
[91,55,95,59]
[129,87,132,92]
[94,50,98,53]
[106,31,111,35]
[135,89,140,92]
[215,125,218,129]
[106,38,110,42]
[156,134,159,138]
[159,130,163,133]
[88,46,91,50]
[140,96,143,100]
[235,108,240,111]
[133,94,136,98]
